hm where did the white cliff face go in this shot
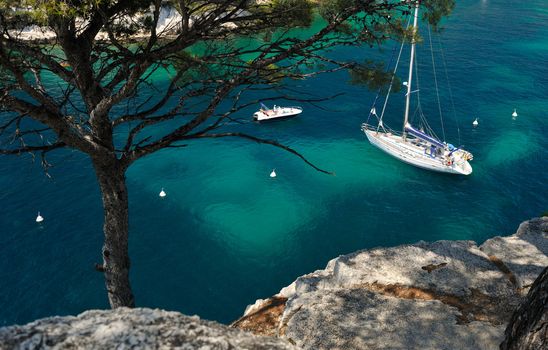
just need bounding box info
[8,6,189,41]
[235,217,548,350]
[14,25,56,41]
[156,5,183,34]
[0,308,299,350]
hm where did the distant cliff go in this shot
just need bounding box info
[233,217,547,350]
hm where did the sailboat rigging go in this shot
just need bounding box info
[361,1,473,175]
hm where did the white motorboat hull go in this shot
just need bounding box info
[363,129,472,175]
[253,107,302,121]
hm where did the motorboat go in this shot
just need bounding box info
[253,103,302,121]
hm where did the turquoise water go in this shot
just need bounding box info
[1,0,546,326]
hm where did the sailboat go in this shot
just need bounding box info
[361,2,473,175]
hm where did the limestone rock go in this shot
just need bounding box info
[233,297,288,337]
[283,288,505,350]
[481,216,548,290]
[236,217,548,350]
[325,239,515,298]
[0,308,299,350]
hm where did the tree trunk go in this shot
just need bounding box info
[500,266,547,350]
[92,156,135,308]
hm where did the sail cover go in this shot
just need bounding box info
[405,124,445,148]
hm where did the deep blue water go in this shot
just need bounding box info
[1,0,546,326]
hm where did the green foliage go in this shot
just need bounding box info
[3,0,99,23]
[249,0,313,29]
[168,50,207,80]
[252,62,287,84]
[318,0,355,20]
[272,0,313,27]
[421,0,455,31]
[0,0,152,26]
[378,18,417,44]
[0,66,14,88]
[349,61,401,94]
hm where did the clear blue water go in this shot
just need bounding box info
[1,0,546,326]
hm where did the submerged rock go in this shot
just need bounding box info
[234,217,548,350]
[0,308,298,350]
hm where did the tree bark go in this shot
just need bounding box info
[500,266,548,350]
[92,156,135,308]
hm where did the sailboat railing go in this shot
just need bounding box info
[361,123,401,136]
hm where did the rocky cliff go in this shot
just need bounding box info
[1,218,545,350]
[233,217,547,350]
[0,308,297,350]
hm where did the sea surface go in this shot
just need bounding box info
[0,0,546,326]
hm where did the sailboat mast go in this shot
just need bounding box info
[403,1,420,140]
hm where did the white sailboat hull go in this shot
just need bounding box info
[363,129,472,175]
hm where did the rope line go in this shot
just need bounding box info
[377,29,408,132]
[366,15,413,129]
[437,33,461,145]
[412,45,422,124]
[365,39,400,126]
[427,23,446,142]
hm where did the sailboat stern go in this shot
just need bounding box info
[452,150,473,175]
[454,160,473,175]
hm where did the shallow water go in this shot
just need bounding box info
[0,0,546,326]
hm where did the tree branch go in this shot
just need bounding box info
[184,132,333,175]
[0,141,65,155]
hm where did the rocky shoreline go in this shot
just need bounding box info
[232,217,547,349]
[1,217,546,349]
[0,308,297,350]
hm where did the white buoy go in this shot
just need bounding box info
[512,108,518,118]
[159,188,166,198]
[402,81,408,86]
[36,212,44,223]
[472,118,478,127]
[270,169,277,178]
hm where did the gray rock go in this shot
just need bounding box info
[326,239,514,297]
[0,308,299,350]
[284,288,505,350]
[481,217,548,290]
[239,217,548,350]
